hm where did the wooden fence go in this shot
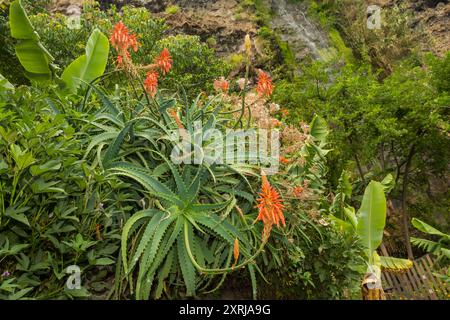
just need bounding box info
[382,254,449,300]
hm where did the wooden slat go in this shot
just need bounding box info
[414,258,438,300]
[423,255,446,296]
[382,272,393,289]
[405,268,419,292]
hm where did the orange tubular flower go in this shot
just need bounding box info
[256,71,274,97]
[256,174,285,239]
[293,186,303,198]
[155,48,172,75]
[110,22,139,69]
[110,21,139,54]
[271,118,281,127]
[213,77,229,93]
[233,238,239,262]
[144,72,159,97]
[280,108,289,117]
[279,156,290,165]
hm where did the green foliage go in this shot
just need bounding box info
[0,13,28,85]
[411,218,450,282]
[273,55,449,218]
[261,221,364,300]
[155,35,229,96]
[0,73,14,93]
[165,5,179,15]
[8,1,110,94]
[257,115,363,299]
[27,5,166,71]
[0,87,133,299]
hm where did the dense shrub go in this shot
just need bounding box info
[0,87,135,299]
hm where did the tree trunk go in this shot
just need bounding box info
[380,143,386,171]
[401,145,416,260]
[348,136,365,183]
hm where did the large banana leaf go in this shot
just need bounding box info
[9,0,54,81]
[356,181,386,264]
[380,173,395,193]
[412,218,449,238]
[62,28,109,93]
[309,115,328,144]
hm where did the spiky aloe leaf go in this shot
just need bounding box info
[136,214,176,299]
[109,162,183,207]
[194,213,248,251]
[102,123,133,169]
[128,211,164,274]
[190,198,232,214]
[87,83,120,116]
[178,223,196,297]
[154,246,176,299]
[121,210,159,274]
[84,132,118,159]
[93,113,125,127]
[184,166,205,205]
[248,263,257,300]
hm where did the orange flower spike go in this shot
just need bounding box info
[144,71,158,97]
[271,119,281,127]
[279,156,290,165]
[155,48,172,75]
[213,77,229,93]
[233,238,239,262]
[256,71,274,97]
[256,174,285,229]
[109,21,139,54]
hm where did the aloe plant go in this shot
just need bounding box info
[83,86,268,299]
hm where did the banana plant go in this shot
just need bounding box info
[411,218,450,282]
[330,179,413,299]
[9,0,109,92]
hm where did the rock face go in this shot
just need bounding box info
[369,0,449,57]
[269,0,330,62]
[154,0,257,56]
[51,0,449,57]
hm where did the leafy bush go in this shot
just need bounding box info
[0,87,134,299]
